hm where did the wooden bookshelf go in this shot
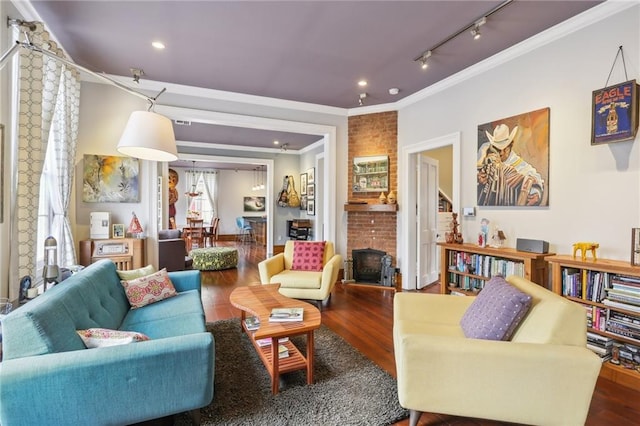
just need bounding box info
[547,255,640,392]
[438,242,552,295]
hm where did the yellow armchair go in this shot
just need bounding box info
[258,240,342,304]
[393,275,601,426]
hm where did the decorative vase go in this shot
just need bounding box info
[387,190,397,204]
[378,192,387,204]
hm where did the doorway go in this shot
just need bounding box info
[399,132,461,290]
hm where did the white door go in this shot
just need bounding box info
[417,155,439,288]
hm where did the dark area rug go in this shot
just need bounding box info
[175,318,408,425]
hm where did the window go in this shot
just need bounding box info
[185,171,217,223]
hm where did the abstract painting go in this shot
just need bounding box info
[82,155,140,203]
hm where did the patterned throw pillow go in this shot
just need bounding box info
[120,268,177,309]
[77,328,150,348]
[291,241,326,272]
[460,276,532,341]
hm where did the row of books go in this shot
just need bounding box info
[561,269,640,305]
[606,310,640,342]
[583,305,607,331]
[447,273,483,291]
[447,251,524,279]
[587,332,613,362]
[561,268,611,301]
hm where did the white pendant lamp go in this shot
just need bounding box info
[117,111,178,162]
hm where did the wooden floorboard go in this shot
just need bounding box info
[201,242,640,426]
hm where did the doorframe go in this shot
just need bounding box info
[399,132,461,290]
[153,105,338,246]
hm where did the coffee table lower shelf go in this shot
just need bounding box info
[248,330,310,377]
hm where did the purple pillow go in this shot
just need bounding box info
[460,276,532,341]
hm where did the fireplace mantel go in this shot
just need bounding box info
[344,203,398,212]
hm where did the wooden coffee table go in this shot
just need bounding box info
[229,284,321,394]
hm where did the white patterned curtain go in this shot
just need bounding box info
[10,23,80,299]
[202,171,218,219]
[42,64,81,267]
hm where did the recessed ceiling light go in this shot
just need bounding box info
[388,88,400,95]
[152,41,165,50]
[273,140,279,145]
[358,80,368,87]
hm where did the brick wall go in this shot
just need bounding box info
[346,111,397,261]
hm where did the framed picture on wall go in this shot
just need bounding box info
[307,199,315,216]
[307,184,315,199]
[477,107,550,207]
[82,155,140,203]
[300,173,307,195]
[591,80,639,145]
[306,167,315,184]
[244,196,266,212]
[112,224,125,239]
[352,155,388,193]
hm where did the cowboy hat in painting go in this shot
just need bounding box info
[486,124,518,150]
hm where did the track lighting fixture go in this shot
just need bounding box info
[130,68,145,83]
[419,51,432,70]
[280,143,289,152]
[358,92,368,106]
[471,17,486,40]
[413,0,511,71]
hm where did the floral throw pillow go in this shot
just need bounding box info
[291,241,326,272]
[77,328,150,348]
[120,268,177,309]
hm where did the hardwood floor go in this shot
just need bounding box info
[201,242,640,425]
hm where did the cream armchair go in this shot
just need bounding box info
[258,240,342,305]
[394,275,601,426]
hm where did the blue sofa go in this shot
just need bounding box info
[0,260,214,425]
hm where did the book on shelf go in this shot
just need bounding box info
[278,344,289,358]
[269,307,304,322]
[255,336,290,347]
[244,316,260,331]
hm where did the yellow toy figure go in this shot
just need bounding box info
[572,242,599,261]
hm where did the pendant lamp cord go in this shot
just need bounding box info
[604,45,628,87]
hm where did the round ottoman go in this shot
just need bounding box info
[190,247,239,271]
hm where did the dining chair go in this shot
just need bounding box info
[204,217,220,247]
[235,217,254,244]
[186,218,205,252]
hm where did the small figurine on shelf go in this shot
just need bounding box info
[378,192,387,204]
[490,227,506,248]
[572,241,599,261]
[128,211,144,238]
[479,218,490,247]
[387,190,397,205]
[447,213,464,244]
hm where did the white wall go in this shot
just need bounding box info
[399,4,640,261]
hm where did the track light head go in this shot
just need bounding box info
[471,26,481,40]
[358,92,368,106]
[418,50,432,70]
[471,17,486,40]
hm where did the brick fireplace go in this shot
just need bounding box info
[346,111,398,264]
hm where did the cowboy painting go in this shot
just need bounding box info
[477,108,550,207]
